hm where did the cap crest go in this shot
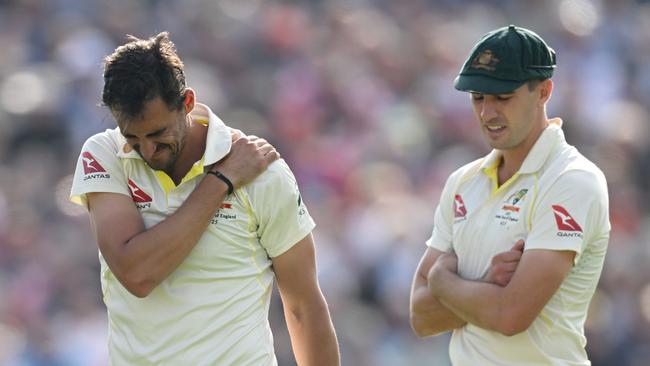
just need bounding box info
[471,49,500,71]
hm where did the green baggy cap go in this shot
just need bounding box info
[454,25,556,94]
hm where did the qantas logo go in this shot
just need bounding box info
[82,152,106,174]
[127,179,152,203]
[454,194,467,218]
[552,205,582,232]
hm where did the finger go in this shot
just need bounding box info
[263,150,280,163]
[497,274,514,286]
[258,144,276,156]
[230,128,244,142]
[254,138,269,147]
[511,239,525,252]
[501,262,518,272]
[492,250,522,264]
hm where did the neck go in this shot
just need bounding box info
[168,120,208,184]
[497,117,549,185]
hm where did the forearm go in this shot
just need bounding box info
[285,296,340,366]
[430,268,510,334]
[410,283,466,337]
[113,176,228,294]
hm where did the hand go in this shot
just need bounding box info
[483,239,524,287]
[214,133,280,189]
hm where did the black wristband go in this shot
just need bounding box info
[206,170,234,195]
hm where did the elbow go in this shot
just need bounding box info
[124,282,154,298]
[495,315,534,337]
[115,271,156,298]
[409,312,437,338]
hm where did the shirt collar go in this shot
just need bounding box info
[480,118,565,174]
[116,102,232,166]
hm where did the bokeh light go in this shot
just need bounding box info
[559,0,600,37]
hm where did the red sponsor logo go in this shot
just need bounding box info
[220,203,232,209]
[502,205,520,212]
[128,179,153,203]
[454,194,467,218]
[552,205,582,232]
[82,152,106,174]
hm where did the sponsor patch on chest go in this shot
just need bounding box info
[495,188,529,224]
[210,201,238,226]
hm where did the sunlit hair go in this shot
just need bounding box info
[102,32,186,121]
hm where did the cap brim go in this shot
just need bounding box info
[454,74,525,94]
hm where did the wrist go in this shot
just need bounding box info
[206,170,234,195]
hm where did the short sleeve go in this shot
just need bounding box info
[249,160,315,258]
[526,169,609,262]
[425,172,459,252]
[70,133,130,209]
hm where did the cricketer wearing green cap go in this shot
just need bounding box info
[455,25,556,94]
[410,25,610,365]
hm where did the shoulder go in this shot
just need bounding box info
[547,146,608,196]
[246,159,299,195]
[81,128,125,154]
[446,156,486,188]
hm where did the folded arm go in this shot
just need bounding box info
[410,248,467,337]
[428,248,575,336]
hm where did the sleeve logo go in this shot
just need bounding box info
[127,179,153,203]
[82,152,106,174]
[552,205,582,232]
[81,152,110,180]
[454,194,467,218]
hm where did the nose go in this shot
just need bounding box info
[138,140,157,161]
[479,99,498,121]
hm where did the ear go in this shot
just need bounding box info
[538,79,553,105]
[182,88,196,113]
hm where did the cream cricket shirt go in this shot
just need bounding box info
[70,104,315,365]
[427,120,610,366]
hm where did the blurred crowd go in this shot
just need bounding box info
[1,0,649,365]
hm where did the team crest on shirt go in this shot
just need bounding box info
[127,179,152,209]
[82,152,111,180]
[552,205,583,238]
[495,188,528,224]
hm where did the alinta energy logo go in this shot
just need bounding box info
[552,205,583,238]
[211,201,236,226]
[454,194,468,220]
[128,179,152,209]
[82,152,110,180]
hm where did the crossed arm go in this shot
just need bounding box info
[410,242,575,337]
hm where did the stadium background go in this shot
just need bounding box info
[1,0,649,365]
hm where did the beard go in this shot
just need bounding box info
[140,137,184,173]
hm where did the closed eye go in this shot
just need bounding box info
[123,127,168,139]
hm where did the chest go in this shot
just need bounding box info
[123,166,264,274]
[451,175,536,279]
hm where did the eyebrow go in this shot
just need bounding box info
[123,127,167,138]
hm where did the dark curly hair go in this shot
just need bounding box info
[102,32,186,120]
